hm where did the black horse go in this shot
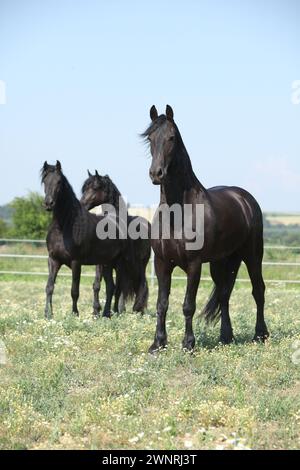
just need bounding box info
[44,224,109,318]
[41,161,139,318]
[81,170,151,313]
[143,105,269,352]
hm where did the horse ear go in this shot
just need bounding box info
[150,105,158,121]
[166,105,174,121]
[95,170,99,177]
[87,170,92,177]
[43,161,48,170]
[56,160,61,172]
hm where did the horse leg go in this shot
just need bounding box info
[182,261,202,351]
[71,261,81,316]
[113,268,121,313]
[243,241,269,342]
[210,255,241,344]
[149,256,173,353]
[133,268,149,314]
[45,257,61,319]
[102,265,115,318]
[93,264,102,317]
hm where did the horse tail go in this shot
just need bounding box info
[201,285,222,324]
[201,254,242,324]
[117,239,143,303]
[117,260,136,303]
[118,237,151,311]
[133,240,151,312]
[117,246,137,303]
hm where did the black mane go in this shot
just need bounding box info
[141,115,167,139]
[105,177,122,208]
[81,174,123,209]
[142,114,203,194]
[41,163,80,221]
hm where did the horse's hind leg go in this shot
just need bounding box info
[182,260,202,351]
[45,257,61,319]
[210,254,241,344]
[71,261,81,316]
[113,268,126,314]
[93,265,102,317]
[113,268,122,313]
[242,238,269,342]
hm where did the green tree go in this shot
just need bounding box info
[10,192,51,239]
[0,218,8,237]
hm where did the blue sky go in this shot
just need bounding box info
[0,0,300,211]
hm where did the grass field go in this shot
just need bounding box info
[0,277,300,450]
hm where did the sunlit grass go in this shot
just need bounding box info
[0,279,300,450]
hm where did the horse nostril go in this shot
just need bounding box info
[156,168,163,179]
[150,167,164,182]
[45,199,54,209]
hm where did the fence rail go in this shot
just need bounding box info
[0,239,300,285]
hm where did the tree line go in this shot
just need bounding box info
[0,192,51,239]
[0,192,299,245]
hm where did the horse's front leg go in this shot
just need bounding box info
[71,261,81,316]
[45,257,61,319]
[149,256,173,353]
[102,265,115,318]
[93,264,102,317]
[182,261,202,351]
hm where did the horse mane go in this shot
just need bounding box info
[41,164,80,215]
[141,115,204,192]
[82,173,125,209]
[104,176,123,207]
[141,114,167,139]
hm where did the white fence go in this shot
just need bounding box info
[0,239,300,285]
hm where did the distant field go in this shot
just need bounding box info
[266,214,300,226]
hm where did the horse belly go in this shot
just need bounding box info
[78,239,121,265]
[152,238,192,268]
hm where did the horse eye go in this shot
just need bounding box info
[169,136,175,142]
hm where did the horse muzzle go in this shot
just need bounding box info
[43,200,54,211]
[149,167,165,185]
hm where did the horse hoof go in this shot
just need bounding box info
[220,336,234,345]
[148,342,167,354]
[253,332,269,343]
[182,339,195,352]
[102,311,111,319]
[183,346,194,353]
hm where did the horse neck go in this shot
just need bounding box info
[53,178,82,230]
[160,143,206,206]
[106,182,127,215]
